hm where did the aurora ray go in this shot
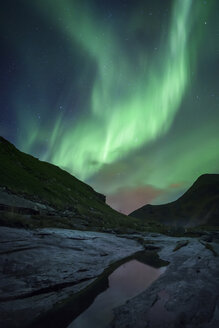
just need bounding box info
[1,0,218,213]
[20,0,197,180]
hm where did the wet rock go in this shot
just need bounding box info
[173,240,189,252]
[110,235,219,328]
[0,189,55,214]
[143,245,160,251]
[200,234,213,243]
[0,204,40,215]
[100,252,109,256]
[0,226,142,328]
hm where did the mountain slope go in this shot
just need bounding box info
[0,136,140,230]
[0,136,105,209]
[130,174,219,228]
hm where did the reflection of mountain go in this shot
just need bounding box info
[0,136,137,230]
[130,174,219,227]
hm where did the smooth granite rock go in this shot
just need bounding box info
[0,227,142,328]
[110,233,219,328]
[1,227,218,328]
[0,189,54,213]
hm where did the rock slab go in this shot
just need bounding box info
[0,227,142,328]
[110,234,219,328]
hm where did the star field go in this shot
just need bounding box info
[0,0,218,214]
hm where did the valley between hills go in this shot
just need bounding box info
[0,136,219,328]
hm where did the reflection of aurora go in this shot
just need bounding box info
[2,0,218,213]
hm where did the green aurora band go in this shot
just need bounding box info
[17,0,217,202]
[34,0,191,177]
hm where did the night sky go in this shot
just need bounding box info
[1,0,219,214]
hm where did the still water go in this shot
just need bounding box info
[68,259,166,328]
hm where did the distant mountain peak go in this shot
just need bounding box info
[130,174,219,228]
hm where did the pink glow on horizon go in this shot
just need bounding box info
[107,185,163,215]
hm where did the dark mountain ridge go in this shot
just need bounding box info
[1,136,218,232]
[130,174,219,227]
[0,136,104,208]
[0,136,140,231]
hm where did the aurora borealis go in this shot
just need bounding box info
[1,0,219,214]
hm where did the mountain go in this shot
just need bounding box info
[130,174,219,228]
[1,136,218,233]
[0,136,140,231]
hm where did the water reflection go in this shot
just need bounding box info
[68,259,166,328]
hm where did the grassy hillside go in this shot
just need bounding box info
[130,174,219,228]
[1,136,217,234]
[0,136,143,231]
[0,136,104,209]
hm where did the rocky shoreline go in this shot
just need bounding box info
[0,227,142,328]
[1,226,218,327]
[110,233,219,328]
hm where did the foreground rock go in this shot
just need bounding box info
[0,188,54,213]
[110,233,219,328]
[0,227,142,328]
[1,226,218,328]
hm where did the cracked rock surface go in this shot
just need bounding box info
[110,233,219,328]
[1,226,219,328]
[0,227,142,328]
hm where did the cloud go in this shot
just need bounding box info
[107,185,163,215]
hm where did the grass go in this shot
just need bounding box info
[0,137,106,210]
[0,137,151,232]
[1,137,218,235]
[0,211,76,230]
